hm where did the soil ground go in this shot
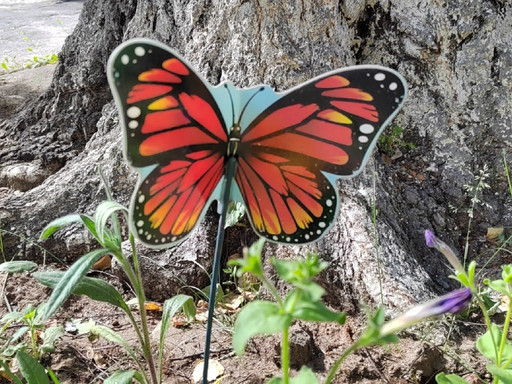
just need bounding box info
[0,264,489,384]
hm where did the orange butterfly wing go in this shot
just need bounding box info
[237,68,406,243]
[108,40,228,246]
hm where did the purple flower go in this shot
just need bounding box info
[425,229,436,248]
[424,230,464,274]
[380,288,472,335]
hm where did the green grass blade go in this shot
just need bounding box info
[42,248,110,320]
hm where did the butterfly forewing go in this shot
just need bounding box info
[237,67,406,243]
[108,40,228,246]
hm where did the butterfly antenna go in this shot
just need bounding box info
[224,84,236,128]
[237,86,265,127]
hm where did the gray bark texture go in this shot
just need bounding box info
[1,0,511,313]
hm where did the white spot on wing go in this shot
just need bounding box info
[360,124,374,134]
[389,82,398,91]
[134,46,145,56]
[358,136,369,143]
[127,106,141,118]
[121,54,129,65]
[374,73,386,81]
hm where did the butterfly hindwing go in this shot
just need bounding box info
[108,39,228,246]
[237,66,407,243]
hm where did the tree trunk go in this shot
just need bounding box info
[0,0,511,313]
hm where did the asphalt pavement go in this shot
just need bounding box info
[0,0,83,65]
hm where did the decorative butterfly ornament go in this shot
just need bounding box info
[107,39,407,248]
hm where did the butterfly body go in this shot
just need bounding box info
[107,39,407,248]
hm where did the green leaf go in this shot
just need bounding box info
[233,300,292,355]
[487,364,512,383]
[39,214,82,240]
[90,325,132,351]
[435,372,470,384]
[291,366,319,384]
[290,297,345,324]
[3,341,26,357]
[1,310,24,323]
[265,367,319,384]
[160,295,195,350]
[90,325,141,366]
[502,265,512,283]
[272,255,328,286]
[42,248,110,320]
[16,350,49,384]
[229,239,265,278]
[40,326,64,354]
[79,214,99,241]
[11,326,30,343]
[182,296,196,321]
[225,201,246,228]
[467,261,476,285]
[33,271,129,313]
[477,324,512,363]
[487,280,510,296]
[104,370,142,384]
[0,260,37,273]
[94,201,128,245]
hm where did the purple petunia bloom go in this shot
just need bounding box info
[380,288,472,336]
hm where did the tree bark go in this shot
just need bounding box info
[0,0,511,313]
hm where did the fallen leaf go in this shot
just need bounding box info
[145,301,163,312]
[91,254,111,271]
[499,295,510,312]
[409,169,426,181]
[486,227,504,241]
[192,359,224,383]
[172,313,189,328]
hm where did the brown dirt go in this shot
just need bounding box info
[0,266,490,384]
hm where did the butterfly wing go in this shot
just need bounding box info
[108,39,228,247]
[237,67,407,243]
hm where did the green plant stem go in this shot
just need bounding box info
[497,286,512,367]
[473,286,499,379]
[30,326,39,361]
[261,275,283,307]
[504,149,512,198]
[282,327,290,384]
[129,234,158,384]
[324,339,362,384]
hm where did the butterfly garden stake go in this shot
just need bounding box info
[107,39,407,383]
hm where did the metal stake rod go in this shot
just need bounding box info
[202,157,237,384]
